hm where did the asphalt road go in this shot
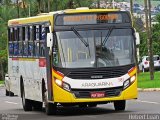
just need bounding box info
[0,86,160,120]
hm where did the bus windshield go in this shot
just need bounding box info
[55,29,135,68]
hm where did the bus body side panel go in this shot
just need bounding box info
[8,58,19,95]
[8,15,53,102]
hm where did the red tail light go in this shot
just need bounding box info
[144,61,148,65]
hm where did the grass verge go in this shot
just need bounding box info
[0,80,4,84]
[138,72,160,88]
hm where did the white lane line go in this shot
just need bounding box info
[5,101,19,105]
[136,100,160,104]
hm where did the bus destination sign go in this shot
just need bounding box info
[55,12,130,25]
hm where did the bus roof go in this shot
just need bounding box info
[8,8,121,26]
[8,14,53,26]
[63,8,120,13]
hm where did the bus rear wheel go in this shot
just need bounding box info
[6,90,9,96]
[114,100,126,111]
[21,83,33,111]
[9,91,14,96]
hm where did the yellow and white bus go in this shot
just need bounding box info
[7,8,139,115]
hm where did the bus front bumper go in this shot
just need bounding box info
[52,80,137,103]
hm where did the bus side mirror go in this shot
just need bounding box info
[47,33,53,55]
[135,32,140,45]
[47,33,53,47]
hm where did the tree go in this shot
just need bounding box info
[152,14,160,55]
[0,5,17,79]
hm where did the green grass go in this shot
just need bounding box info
[0,80,4,84]
[138,72,160,88]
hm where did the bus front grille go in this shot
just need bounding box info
[66,64,134,79]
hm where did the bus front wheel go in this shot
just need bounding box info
[43,92,57,115]
[42,81,57,115]
[114,100,126,111]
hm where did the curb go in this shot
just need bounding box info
[138,88,160,92]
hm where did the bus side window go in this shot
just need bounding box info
[36,25,40,40]
[13,42,19,56]
[23,41,28,57]
[19,41,23,56]
[30,26,39,57]
[34,42,39,57]
[28,42,34,57]
[13,27,19,56]
[22,27,28,57]
[14,27,19,41]
[18,27,23,56]
[30,26,33,41]
[25,26,29,41]
[9,43,14,56]
[9,28,14,56]
[41,25,46,41]
[39,25,46,57]
[27,26,33,57]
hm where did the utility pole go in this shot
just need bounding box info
[148,0,154,80]
[48,0,50,12]
[144,0,154,80]
[130,0,133,16]
[68,0,74,9]
[112,0,115,9]
[97,0,100,8]
[16,0,20,18]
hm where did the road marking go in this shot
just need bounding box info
[5,101,18,105]
[136,100,160,105]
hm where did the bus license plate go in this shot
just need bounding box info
[91,92,105,98]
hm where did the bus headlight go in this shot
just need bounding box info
[123,75,136,90]
[55,79,63,86]
[62,82,71,92]
[123,79,130,89]
[130,75,136,83]
[55,79,71,92]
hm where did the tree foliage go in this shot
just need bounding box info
[134,14,160,58]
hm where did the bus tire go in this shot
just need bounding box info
[79,104,87,108]
[21,82,32,111]
[114,100,126,111]
[45,102,57,115]
[33,101,42,111]
[88,103,97,107]
[6,90,9,96]
[43,91,57,115]
[9,91,14,96]
[42,81,57,115]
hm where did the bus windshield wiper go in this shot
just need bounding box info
[71,27,89,47]
[102,27,114,46]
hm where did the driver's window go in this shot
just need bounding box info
[52,33,61,67]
